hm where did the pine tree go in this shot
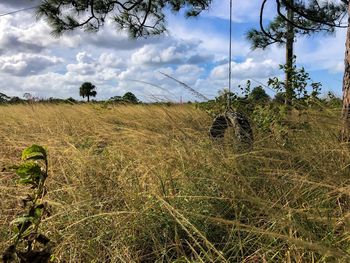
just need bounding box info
[36,0,212,38]
[247,0,346,105]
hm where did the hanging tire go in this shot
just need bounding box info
[209,114,229,139]
[209,110,253,150]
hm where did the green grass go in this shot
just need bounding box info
[0,103,349,262]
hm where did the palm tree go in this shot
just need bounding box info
[79,82,97,102]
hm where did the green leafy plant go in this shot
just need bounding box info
[268,56,322,105]
[2,145,52,263]
[252,104,289,144]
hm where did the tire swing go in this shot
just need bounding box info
[209,0,253,151]
[209,110,253,150]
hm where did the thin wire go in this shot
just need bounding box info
[0,6,38,17]
[227,0,233,109]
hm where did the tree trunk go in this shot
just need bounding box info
[87,95,90,102]
[285,0,295,105]
[341,2,350,142]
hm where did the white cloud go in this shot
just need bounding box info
[210,58,279,80]
[295,28,347,73]
[76,52,94,64]
[98,53,125,68]
[166,15,251,59]
[130,39,213,67]
[64,52,125,84]
[0,12,81,55]
[0,53,63,76]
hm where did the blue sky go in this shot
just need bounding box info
[0,0,346,102]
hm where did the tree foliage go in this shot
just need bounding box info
[122,92,139,103]
[247,16,287,50]
[268,57,322,104]
[0,92,10,103]
[36,0,212,38]
[248,1,347,49]
[79,82,97,102]
[251,0,348,49]
[109,92,139,103]
[249,86,270,103]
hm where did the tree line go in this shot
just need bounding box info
[79,82,139,103]
[0,82,139,104]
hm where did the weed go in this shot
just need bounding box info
[2,145,52,263]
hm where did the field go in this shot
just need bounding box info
[1,103,350,262]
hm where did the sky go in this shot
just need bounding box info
[0,0,347,102]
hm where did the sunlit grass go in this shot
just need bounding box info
[1,103,349,262]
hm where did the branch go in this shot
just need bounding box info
[139,0,152,32]
[260,0,282,43]
[114,0,144,11]
[280,0,348,29]
[37,0,211,37]
[276,0,325,32]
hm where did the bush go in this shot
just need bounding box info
[248,86,270,103]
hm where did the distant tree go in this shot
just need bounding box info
[122,92,139,103]
[0,92,10,103]
[79,82,97,102]
[248,86,270,103]
[66,97,77,103]
[9,97,24,104]
[36,0,212,38]
[47,97,64,103]
[23,93,33,101]
[109,96,123,102]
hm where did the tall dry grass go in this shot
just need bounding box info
[0,103,349,262]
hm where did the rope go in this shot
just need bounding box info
[227,0,233,109]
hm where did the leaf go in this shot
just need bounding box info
[18,175,36,185]
[34,206,43,218]
[21,224,35,239]
[16,162,42,182]
[11,216,34,225]
[22,145,47,162]
[11,216,34,234]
